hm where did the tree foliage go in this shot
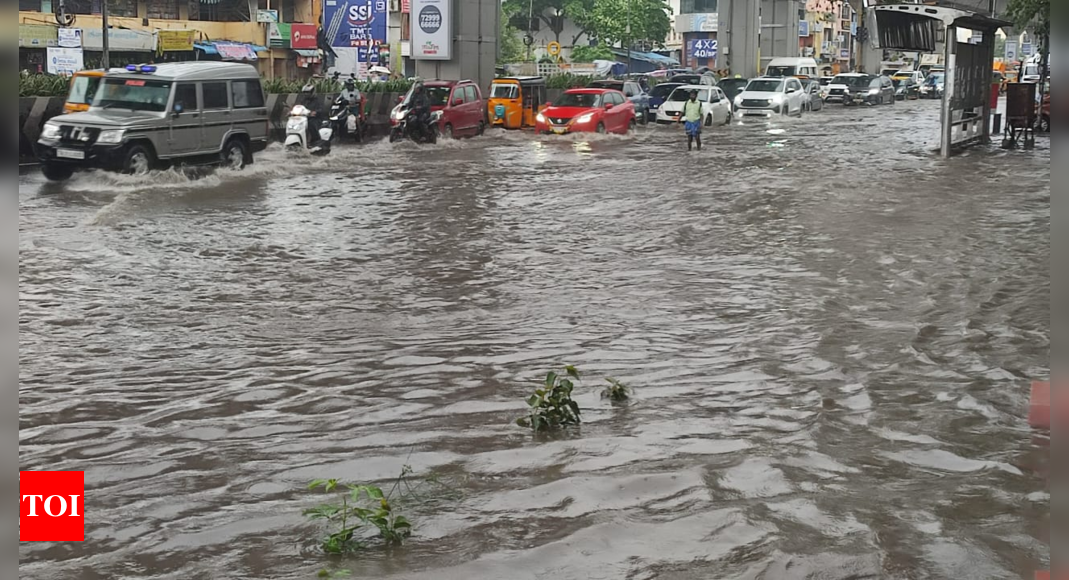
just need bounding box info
[498,3,529,64]
[1006,0,1049,40]
[569,43,614,63]
[503,0,671,49]
[582,0,672,48]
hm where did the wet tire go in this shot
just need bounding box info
[122,144,154,176]
[477,121,486,136]
[389,129,401,143]
[42,162,74,182]
[628,118,637,134]
[443,124,454,139]
[704,115,712,127]
[726,111,733,125]
[221,139,247,170]
[596,123,606,134]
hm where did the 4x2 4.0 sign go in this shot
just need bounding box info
[411,0,451,60]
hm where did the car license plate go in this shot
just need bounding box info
[552,127,566,134]
[56,149,84,160]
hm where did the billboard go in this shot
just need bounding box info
[324,0,388,51]
[47,47,84,75]
[410,0,451,60]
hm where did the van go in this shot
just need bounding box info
[765,58,819,80]
[37,62,269,181]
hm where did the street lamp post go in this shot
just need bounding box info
[101,0,110,69]
[626,0,631,74]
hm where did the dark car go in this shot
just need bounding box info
[716,77,749,110]
[668,73,715,86]
[588,79,651,123]
[892,77,920,100]
[839,74,894,106]
[647,82,682,117]
[801,79,824,111]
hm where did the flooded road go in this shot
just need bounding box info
[20,100,1050,579]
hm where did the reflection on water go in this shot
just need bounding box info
[19,101,1050,579]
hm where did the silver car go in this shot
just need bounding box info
[37,62,269,181]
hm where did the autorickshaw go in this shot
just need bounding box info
[64,69,105,114]
[487,76,547,129]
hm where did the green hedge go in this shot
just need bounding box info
[261,77,413,94]
[19,72,413,98]
[20,73,70,98]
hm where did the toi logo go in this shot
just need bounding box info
[20,471,85,542]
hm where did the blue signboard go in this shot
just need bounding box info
[692,38,717,60]
[1021,42,1033,56]
[323,0,388,61]
[799,21,809,37]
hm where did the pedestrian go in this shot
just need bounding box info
[678,89,703,151]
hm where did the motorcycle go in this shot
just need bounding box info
[285,104,333,155]
[389,108,439,144]
[329,77,368,143]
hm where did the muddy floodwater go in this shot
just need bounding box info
[19,101,1050,579]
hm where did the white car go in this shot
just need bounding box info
[655,85,733,126]
[733,77,806,116]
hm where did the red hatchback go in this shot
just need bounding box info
[390,79,486,138]
[535,88,636,135]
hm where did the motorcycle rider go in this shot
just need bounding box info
[408,81,433,140]
[298,82,324,145]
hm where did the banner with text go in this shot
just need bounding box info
[47,47,84,75]
[410,0,451,60]
[324,0,388,77]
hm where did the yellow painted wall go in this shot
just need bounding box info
[19,11,266,45]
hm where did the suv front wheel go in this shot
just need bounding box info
[42,162,74,182]
[123,144,155,176]
[222,139,248,170]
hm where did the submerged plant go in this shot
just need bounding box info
[602,378,633,402]
[517,366,582,431]
[304,479,411,554]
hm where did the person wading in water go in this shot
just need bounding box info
[679,89,703,151]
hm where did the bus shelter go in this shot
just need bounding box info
[871,4,1010,157]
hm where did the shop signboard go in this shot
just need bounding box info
[47,47,84,75]
[410,0,450,59]
[158,30,196,52]
[19,24,59,48]
[291,24,318,49]
[58,28,83,48]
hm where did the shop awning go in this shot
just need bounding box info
[293,49,319,57]
[610,49,680,66]
[194,42,218,55]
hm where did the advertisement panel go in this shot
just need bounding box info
[324,0,388,50]
[291,24,318,49]
[692,39,717,59]
[19,24,59,48]
[410,0,451,60]
[58,28,83,48]
[47,47,84,75]
[674,13,717,34]
[1004,40,1017,63]
[158,30,195,52]
[83,27,156,52]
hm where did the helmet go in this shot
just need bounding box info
[301,82,316,94]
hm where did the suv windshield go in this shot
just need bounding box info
[650,83,681,98]
[746,79,784,92]
[717,79,748,96]
[765,66,796,77]
[490,84,519,99]
[833,75,874,88]
[95,78,173,112]
[554,92,600,108]
[669,88,709,101]
[68,75,100,106]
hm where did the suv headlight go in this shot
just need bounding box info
[96,129,125,144]
[734,96,743,106]
[41,123,61,140]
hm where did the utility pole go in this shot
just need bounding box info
[101,0,110,69]
[626,0,631,74]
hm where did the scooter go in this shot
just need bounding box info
[285,105,333,155]
[388,109,439,144]
[329,85,368,143]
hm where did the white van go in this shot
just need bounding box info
[765,58,819,80]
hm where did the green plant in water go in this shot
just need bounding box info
[304,479,411,554]
[517,365,582,430]
[316,569,351,578]
[602,377,632,402]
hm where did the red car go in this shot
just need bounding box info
[535,88,636,135]
[390,79,486,138]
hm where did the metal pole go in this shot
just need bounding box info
[102,0,110,69]
[626,0,631,74]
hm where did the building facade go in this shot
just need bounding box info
[799,0,857,75]
[674,0,720,70]
[18,0,323,78]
